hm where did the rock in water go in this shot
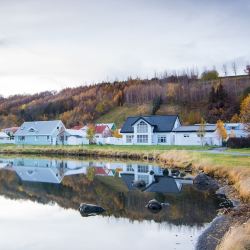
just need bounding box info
[79,203,105,217]
[218,199,234,209]
[145,199,170,213]
[193,173,219,191]
[133,180,146,188]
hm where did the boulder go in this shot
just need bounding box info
[218,199,234,209]
[145,199,170,214]
[133,180,146,188]
[146,199,162,213]
[193,173,219,191]
[79,203,105,217]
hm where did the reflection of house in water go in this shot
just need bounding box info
[12,159,66,184]
[120,164,193,193]
[0,158,192,192]
[0,158,89,184]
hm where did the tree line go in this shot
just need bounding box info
[0,69,249,128]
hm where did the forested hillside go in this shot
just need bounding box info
[0,74,250,128]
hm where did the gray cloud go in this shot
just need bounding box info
[0,0,249,96]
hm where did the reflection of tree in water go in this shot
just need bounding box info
[0,170,219,227]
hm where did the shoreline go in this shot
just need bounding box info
[0,145,249,250]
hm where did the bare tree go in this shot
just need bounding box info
[222,64,228,76]
[244,64,250,76]
[232,62,237,76]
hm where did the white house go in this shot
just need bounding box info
[95,125,112,138]
[120,115,181,145]
[0,132,11,144]
[14,120,66,145]
[64,129,89,145]
[225,123,248,138]
[173,125,222,146]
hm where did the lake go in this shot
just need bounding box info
[0,155,221,250]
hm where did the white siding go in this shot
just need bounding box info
[175,131,221,146]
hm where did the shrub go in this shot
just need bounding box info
[201,70,219,81]
[227,137,250,148]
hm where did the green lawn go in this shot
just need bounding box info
[226,148,250,154]
[191,151,250,168]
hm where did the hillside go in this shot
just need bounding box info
[0,75,250,129]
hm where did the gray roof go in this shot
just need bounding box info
[15,120,64,136]
[13,166,64,183]
[173,125,216,133]
[120,115,179,133]
[65,129,87,137]
[120,173,136,191]
[145,177,182,193]
[120,174,183,193]
[0,132,9,138]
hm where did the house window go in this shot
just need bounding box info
[18,136,25,141]
[35,136,39,141]
[137,121,148,133]
[126,164,134,172]
[47,136,50,141]
[158,136,167,143]
[126,135,134,143]
[138,165,149,173]
[184,134,190,138]
[137,135,148,143]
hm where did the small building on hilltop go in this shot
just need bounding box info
[120,115,181,145]
[14,120,66,145]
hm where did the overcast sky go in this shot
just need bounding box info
[0,0,250,97]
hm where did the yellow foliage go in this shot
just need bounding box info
[112,129,122,138]
[240,94,250,123]
[216,120,227,140]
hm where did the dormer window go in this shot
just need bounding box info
[137,121,148,133]
[28,128,36,132]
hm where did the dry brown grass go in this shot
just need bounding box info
[158,150,250,202]
[216,220,250,250]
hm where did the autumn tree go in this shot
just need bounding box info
[207,83,231,122]
[216,120,227,142]
[151,96,162,115]
[239,94,250,132]
[230,113,240,123]
[197,118,206,146]
[112,129,122,138]
[86,124,95,143]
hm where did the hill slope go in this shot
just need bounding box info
[0,75,249,128]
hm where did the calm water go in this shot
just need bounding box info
[0,156,220,250]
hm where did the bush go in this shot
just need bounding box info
[227,137,250,148]
[201,70,219,81]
